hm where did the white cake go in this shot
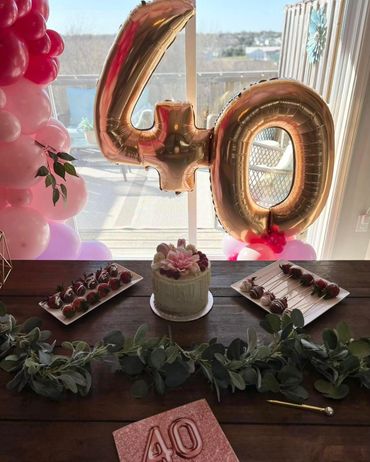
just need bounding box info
[151,239,211,316]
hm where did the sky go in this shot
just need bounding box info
[48,0,290,35]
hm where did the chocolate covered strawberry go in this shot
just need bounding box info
[120,271,132,284]
[62,304,76,319]
[47,293,63,309]
[86,291,100,305]
[300,273,314,286]
[270,297,288,314]
[98,283,111,298]
[312,278,328,296]
[324,283,340,299]
[289,265,303,279]
[72,280,86,296]
[72,297,89,312]
[109,277,121,290]
[60,286,75,303]
[96,269,110,283]
[279,263,292,275]
[106,263,119,277]
[84,274,98,290]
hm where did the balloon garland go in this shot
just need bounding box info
[0,0,111,260]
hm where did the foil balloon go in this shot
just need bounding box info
[96,0,334,239]
[211,79,334,240]
[95,0,211,192]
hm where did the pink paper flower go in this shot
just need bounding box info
[160,248,200,275]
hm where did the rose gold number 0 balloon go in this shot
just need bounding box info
[95,0,334,240]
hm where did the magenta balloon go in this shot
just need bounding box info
[279,239,317,261]
[15,0,32,18]
[14,11,46,41]
[31,0,49,21]
[0,89,6,108]
[0,0,18,28]
[31,174,87,220]
[0,29,29,86]
[46,29,64,57]
[25,55,58,85]
[0,206,50,259]
[4,78,51,134]
[38,222,81,260]
[28,33,51,55]
[222,235,246,258]
[0,110,21,143]
[6,188,33,207]
[0,135,47,188]
[78,241,112,260]
[35,118,71,152]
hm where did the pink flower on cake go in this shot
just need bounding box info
[161,248,200,275]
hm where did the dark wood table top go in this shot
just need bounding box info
[1,260,370,462]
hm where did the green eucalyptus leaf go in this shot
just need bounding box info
[120,356,145,376]
[165,346,178,364]
[21,317,42,334]
[281,322,293,340]
[336,321,351,344]
[323,329,338,350]
[260,372,280,393]
[227,338,247,360]
[348,339,370,359]
[201,343,225,360]
[247,327,257,353]
[131,379,149,399]
[163,361,190,388]
[149,348,166,369]
[281,385,309,403]
[243,368,258,386]
[0,301,7,316]
[211,359,229,381]
[134,324,148,345]
[291,309,305,328]
[229,371,246,391]
[200,363,213,383]
[314,379,349,399]
[153,371,165,395]
[103,330,124,353]
[60,374,78,393]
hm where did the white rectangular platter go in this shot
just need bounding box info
[231,260,350,326]
[39,264,143,325]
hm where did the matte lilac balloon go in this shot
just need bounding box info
[78,241,112,260]
[279,239,317,261]
[37,222,81,260]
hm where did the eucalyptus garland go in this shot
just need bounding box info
[1,301,369,402]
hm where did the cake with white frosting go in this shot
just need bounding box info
[151,239,211,317]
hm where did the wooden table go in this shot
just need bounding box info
[1,260,370,462]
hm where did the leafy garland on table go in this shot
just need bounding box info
[0,301,369,402]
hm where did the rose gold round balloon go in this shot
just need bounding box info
[95,0,211,192]
[211,79,334,240]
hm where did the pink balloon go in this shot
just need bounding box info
[279,239,317,260]
[0,206,50,259]
[78,241,112,260]
[15,0,32,18]
[0,110,21,143]
[46,29,64,57]
[0,135,47,188]
[25,55,58,85]
[222,235,246,259]
[31,174,87,220]
[0,0,18,28]
[38,222,81,260]
[28,33,51,55]
[35,118,71,152]
[237,243,275,261]
[4,78,51,134]
[0,187,7,209]
[0,29,29,86]
[31,0,49,21]
[0,89,6,108]
[6,188,33,207]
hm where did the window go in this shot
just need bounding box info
[48,0,292,258]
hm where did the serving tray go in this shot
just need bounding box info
[39,264,143,325]
[231,260,350,326]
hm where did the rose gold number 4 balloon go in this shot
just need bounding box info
[95,0,334,241]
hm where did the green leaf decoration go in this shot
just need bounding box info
[0,301,6,316]
[45,175,54,188]
[314,379,350,399]
[58,152,76,161]
[35,166,49,177]
[229,371,246,391]
[336,321,351,344]
[120,356,145,376]
[131,379,149,399]
[264,313,281,333]
[103,330,124,353]
[149,348,166,369]
[153,371,165,395]
[64,162,78,177]
[323,329,338,350]
[291,309,305,328]
[60,184,67,201]
[227,338,247,360]
[348,339,370,359]
[52,188,60,206]
[163,361,190,388]
[53,161,66,180]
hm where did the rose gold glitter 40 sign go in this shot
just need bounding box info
[0,231,12,290]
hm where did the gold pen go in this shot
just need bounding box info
[267,399,334,416]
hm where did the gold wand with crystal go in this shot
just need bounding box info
[267,400,334,416]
